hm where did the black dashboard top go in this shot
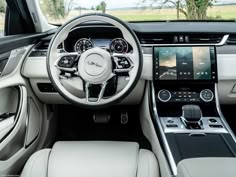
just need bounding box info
[50,21,236,34]
[129,22,236,34]
[35,21,236,56]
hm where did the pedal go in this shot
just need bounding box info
[93,112,110,124]
[121,111,128,124]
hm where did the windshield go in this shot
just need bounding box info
[39,0,236,24]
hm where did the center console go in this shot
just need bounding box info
[151,46,236,176]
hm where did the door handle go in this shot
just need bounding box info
[0,112,15,120]
[0,113,15,140]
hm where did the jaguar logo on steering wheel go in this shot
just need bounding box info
[87,60,102,68]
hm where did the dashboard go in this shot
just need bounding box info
[22,22,236,105]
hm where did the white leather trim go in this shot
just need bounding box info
[20,141,159,177]
[23,54,153,80]
[22,57,49,79]
[24,78,145,105]
[141,54,153,80]
[177,158,236,177]
[48,141,140,177]
[137,149,159,177]
[0,45,42,176]
[217,54,236,81]
[20,149,51,177]
[216,54,236,104]
[140,82,172,177]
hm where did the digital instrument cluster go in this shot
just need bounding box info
[73,38,129,54]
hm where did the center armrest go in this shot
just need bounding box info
[177,157,236,177]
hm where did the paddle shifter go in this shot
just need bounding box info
[181,105,202,129]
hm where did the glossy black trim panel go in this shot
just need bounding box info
[0,32,54,54]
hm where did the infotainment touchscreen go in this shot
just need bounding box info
[153,46,216,80]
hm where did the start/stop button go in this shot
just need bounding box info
[158,89,171,102]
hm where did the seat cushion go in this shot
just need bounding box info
[137,149,159,177]
[20,149,51,177]
[177,158,236,177]
[21,141,159,177]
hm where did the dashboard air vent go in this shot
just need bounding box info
[35,40,50,50]
[188,34,223,44]
[227,35,236,45]
[138,33,225,45]
[30,38,63,57]
[138,34,173,44]
[35,39,63,50]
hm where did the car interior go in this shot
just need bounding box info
[0,0,236,177]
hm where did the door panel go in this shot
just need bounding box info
[0,44,45,175]
[0,0,54,174]
[0,86,28,174]
[0,86,26,161]
[25,97,40,147]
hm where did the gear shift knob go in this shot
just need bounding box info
[181,105,202,123]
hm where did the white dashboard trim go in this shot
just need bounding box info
[150,82,177,176]
[22,54,153,80]
[217,54,236,80]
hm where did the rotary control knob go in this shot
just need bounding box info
[200,89,214,102]
[158,89,171,102]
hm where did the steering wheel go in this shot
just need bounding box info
[47,13,143,108]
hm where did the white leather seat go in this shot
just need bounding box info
[20,141,159,177]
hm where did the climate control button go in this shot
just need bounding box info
[200,89,214,102]
[158,89,171,102]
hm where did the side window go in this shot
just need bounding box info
[0,0,6,37]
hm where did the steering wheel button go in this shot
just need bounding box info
[58,56,77,68]
[63,59,69,64]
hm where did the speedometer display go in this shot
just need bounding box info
[74,38,93,53]
[110,38,128,53]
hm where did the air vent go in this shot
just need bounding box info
[138,33,225,45]
[35,40,50,50]
[227,34,236,45]
[35,39,63,50]
[30,38,63,57]
[188,34,223,44]
[138,34,173,44]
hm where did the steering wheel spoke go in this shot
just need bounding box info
[112,53,134,73]
[85,82,108,103]
[55,52,80,72]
